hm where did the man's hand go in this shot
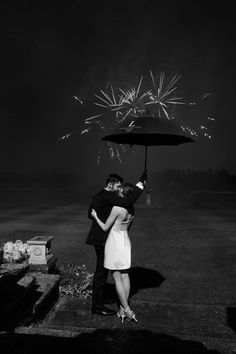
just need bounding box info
[139,170,148,184]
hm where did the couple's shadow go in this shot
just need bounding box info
[104,266,165,305]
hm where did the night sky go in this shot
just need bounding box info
[0,1,235,183]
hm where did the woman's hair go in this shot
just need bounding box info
[122,182,135,197]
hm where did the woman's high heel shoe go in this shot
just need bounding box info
[124,306,138,323]
[117,306,126,323]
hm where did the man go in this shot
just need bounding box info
[86,171,147,316]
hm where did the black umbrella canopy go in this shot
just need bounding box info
[102,115,194,146]
[102,115,194,170]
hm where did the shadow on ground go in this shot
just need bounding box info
[0,329,219,354]
[104,266,165,304]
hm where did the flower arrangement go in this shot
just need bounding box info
[58,263,93,298]
[3,240,30,263]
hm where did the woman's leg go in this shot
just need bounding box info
[112,270,129,309]
[121,272,130,301]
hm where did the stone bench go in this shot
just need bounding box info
[0,236,60,331]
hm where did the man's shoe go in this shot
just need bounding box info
[92,306,116,316]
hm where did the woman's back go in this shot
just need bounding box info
[111,206,134,232]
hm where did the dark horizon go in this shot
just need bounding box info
[1,168,235,195]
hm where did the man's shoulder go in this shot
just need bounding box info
[93,189,107,198]
[91,189,110,204]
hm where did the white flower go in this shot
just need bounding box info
[18,245,26,254]
[3,253,13,262]
[15,240,23,250]
[12,250,21,261]
[2,239,30,262]
[3,241,14,253]
[23,243,30,252]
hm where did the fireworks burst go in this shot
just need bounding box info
[84,77,150,124]
[60,71,215,163]
[73,96,83,104]
[117,77,151,120]
[81,81,148,163]
[176,92,215,140]
[146,70,185,119]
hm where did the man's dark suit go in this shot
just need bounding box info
[86,185,143,311]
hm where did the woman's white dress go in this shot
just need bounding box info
[104,207,133,270]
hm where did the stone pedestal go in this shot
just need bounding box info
[27,236,53,265]
[28,255,57,274]
[27,236,57,273]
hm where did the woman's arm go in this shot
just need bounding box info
[105,184,144,209]
[91,207,120,231]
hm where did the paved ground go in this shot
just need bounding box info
[0,188,236,353]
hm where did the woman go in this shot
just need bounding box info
[91,182,137,323]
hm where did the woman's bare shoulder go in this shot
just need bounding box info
[112,205,126,213]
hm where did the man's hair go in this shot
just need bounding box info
[122,182,135,197]
[106,173,124,186]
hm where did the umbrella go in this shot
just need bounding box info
[101,115,194,170]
